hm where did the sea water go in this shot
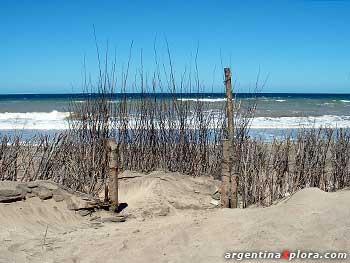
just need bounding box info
[1,93,350,140]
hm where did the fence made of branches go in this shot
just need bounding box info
[1,99,350,208]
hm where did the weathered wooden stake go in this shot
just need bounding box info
[107,138,118,211]
[221,68,238,208]
[104,184,109,203]
[221,139,230,207]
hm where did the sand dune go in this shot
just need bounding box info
[1,172,350,263]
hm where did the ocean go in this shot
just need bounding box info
[1,93,350,140]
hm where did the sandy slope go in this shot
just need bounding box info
[1,172,350,263]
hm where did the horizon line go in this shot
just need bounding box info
[1,92,350,96]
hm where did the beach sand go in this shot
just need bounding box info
[0,171,349,263]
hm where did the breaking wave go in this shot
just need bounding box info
[1,111,350,130]
[250,115,350,129]
[0,111,70,130]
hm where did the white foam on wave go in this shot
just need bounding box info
[340,100,350,103]
[116,114,350,130]
[177,98,226,102]
[0,111,70,130]
[275,99,286,102]
[1,111,350,131]
[250,115,350,129]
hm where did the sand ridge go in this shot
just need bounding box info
[0,172,350,263]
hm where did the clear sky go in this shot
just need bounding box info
[0,0,350,94]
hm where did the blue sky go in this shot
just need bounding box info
[0,0,350,94]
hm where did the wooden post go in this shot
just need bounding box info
[104,184,109,203]
[230,167,238,208]
[221,139,230,208]
[225,68,234,147]
[220,68,238,208]
[107,138,118,212]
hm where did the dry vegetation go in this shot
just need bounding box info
[1,46,350,207]
[1,97,350,207]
